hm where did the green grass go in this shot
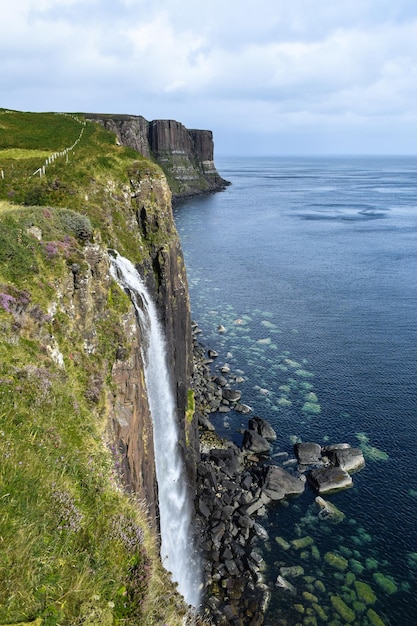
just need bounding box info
[0,228,189,625]
[0,111,175,263]
[0,110,196,625]
[0,110,84,150]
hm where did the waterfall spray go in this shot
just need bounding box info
[109,252,201,608]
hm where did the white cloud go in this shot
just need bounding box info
[2,0,417,152]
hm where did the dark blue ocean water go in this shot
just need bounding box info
[174,157,417,625]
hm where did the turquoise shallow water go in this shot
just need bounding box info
[174,156,417,625]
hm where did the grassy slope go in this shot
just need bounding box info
[0,110,192,625]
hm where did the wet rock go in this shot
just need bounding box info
[294,442,323,465]
[322,442,351,451]
[242,430,271,454]
[308,466,353,494]
[254,522,269,540]
[276,575,296,594]
[315,495,346,523]
[213,375,228,387]
[222,388,242,403]
[324,447,365,472]
[248,416,277,440]
[279,565,305,578]
[261,465,305,500]
[272,451,289,462]
[235,403,252,414]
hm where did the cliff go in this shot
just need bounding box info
[85,113,230,202]
[0,109,201,624]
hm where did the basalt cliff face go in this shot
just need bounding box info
[0,110,204,624]
[86,113,230,202]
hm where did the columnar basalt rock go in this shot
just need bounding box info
[86,113,230,201]
[127,163,198,484]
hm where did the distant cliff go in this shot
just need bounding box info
[85,113,230,202]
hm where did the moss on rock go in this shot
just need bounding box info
[324,552,349,571]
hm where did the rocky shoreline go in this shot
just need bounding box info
[191,323,366,625]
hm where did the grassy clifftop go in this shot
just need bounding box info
[0,110,195,625]
[0,109,175,258]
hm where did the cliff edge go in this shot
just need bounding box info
[0,109,202,624]
[86,113,230,202]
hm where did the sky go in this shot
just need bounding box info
[2,0,417,155]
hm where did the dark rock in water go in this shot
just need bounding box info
[242,430,271,454]
[222,388,242,402]
[308,466,353,494]
[248,416,277,441]
[254,522,269,540]
[235,403,252,414]
[315,496,346,523]
[324,447,365,472]
[294,442,323,465]
[322,443,351,451]
[261,465,305,500]
[276,575,297,594]
[213,375,228,387]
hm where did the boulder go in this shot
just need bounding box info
[213,375,228,387]
[248,416,277,441]
[222,388,242,403]
[294,442,323,465]
[308,466,353,494]
[315,496,346,523]
[276,575,296,594]
[242,430,271,454]
[322,443,351,451]
[235,403,252,414]
[261,465,305,501]
[325,447,365,473]
[209,446,243,477]
[279,565,304,578]
[245,498,267,516]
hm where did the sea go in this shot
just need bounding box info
[173,156,417,626]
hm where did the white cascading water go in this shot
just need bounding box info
[109,252,201,608]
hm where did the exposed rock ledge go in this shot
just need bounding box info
[85,113,230,202]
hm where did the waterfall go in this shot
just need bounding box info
[109,251,201,608]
